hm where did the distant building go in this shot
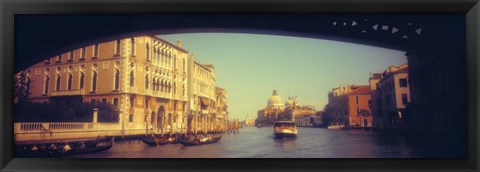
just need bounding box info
[326,85,356,126]
[215,87,228,132]
[257,89,285,126]
[376,64,410,130]
[190,62,216,134]
[257,89,315,126]
[245,115,256,126]
[313,110,326,127]
[369,73,383,130]
[326,85,371,127]
[346,85,372,127]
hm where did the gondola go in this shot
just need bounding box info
[17,140,113,158]
[167,136,179,144]
[178,136,222,146]
[140,136,169,146]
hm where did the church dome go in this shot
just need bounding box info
[285,98,294,107]
[267,90,284,108]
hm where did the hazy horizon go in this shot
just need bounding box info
[160,33,407,121]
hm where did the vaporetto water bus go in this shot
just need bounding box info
[273,121,297,138]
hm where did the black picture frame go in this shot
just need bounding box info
[1,0,479,172]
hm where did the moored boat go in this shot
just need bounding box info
[273,121,297,139]
[178,135,221,146]
[327,125,343,129]
[140,136,168,146]
[17,139,113,158]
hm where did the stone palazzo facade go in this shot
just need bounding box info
[21,35,228,134]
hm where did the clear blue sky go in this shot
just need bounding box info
[160,33,407,121]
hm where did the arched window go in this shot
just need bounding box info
[146,43,150,61]
[168,82,171,93]
[26,76,31,95]
[92,71,97,92]
[168,113,172,125]
[173,55,176,69]
[152,78,156,92]
[79,72,85,89]
[130,38,135,55]
[145,75,149,90]
[44,75,49,95]
[182,84,185,97]
[160,80,164,92]
[67,73,73,90]
[129,70,134,87]
[114,69,120,90]
[56,74,61,91]
[183,59,185,71]
[173,82,176,95]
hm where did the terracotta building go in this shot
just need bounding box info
[326,85,372,127]
[346,86,372,127]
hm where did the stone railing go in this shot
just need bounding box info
[16,122,89,132]
[50,89,85,96]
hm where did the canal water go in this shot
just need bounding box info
[69,127,465,158]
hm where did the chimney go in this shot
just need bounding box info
[177,40,183,48]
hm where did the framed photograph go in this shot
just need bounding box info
[1,0,479,171]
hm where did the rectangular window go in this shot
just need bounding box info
[93,44,99,58]
[57,54,62,63]
[130,97,135,108]
[116,40,121,55]
[68,51,74,61]
[81,47,86,60]
[399,78,408,87]
[355,96,359,105]
[129,114,134,122]
[145,98,149,109]
[35,68,41,75]
[402,94,408,105]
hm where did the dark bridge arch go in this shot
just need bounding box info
[14,14,465,72]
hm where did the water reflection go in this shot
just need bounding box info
[70,127,465,158]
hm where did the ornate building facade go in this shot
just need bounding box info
[22,36,227,134]
[215,87,228,132]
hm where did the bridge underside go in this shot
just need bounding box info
[14,14,465,72]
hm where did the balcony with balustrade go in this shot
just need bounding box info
[50,89,85,96]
